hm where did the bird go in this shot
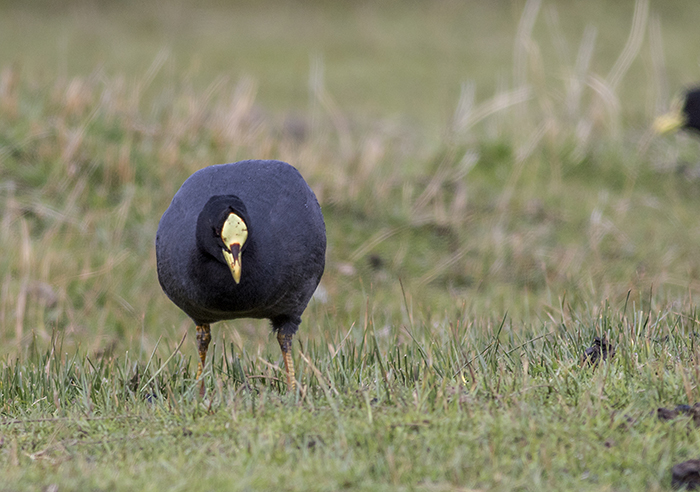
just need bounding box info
[155,160,326,394]
[654,86,700,135]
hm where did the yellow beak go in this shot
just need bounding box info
[653,110,686,134]
[654,95,687,135]
[221,213,248,284]
[222,244,242,284]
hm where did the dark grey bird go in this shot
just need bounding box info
[654,87,700,135]
[156,160,326,393]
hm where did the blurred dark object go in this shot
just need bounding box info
[368,254,384,271]
[658,407,681,421]
[657,403,700,427]
[583,337,615,365]
[672,459,700,490]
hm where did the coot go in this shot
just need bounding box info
[156,160,326,393]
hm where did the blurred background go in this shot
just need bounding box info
[1,0,700,361]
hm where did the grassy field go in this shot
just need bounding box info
[3,0,700,489]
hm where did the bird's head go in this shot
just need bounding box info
[654,87,700,135]
[196,195,249,284]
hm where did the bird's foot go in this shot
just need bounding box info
[277,331,296,391]
[196,324,211,397]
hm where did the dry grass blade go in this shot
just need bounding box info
[139,331,187,394]
[349,226,407,262]
[566,25,597,118]
[453,87,532,136]
[496,119,550,214]
[606,0,649,92]
[513,0,542,89]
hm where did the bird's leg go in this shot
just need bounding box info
[277,331,296,391]
[195,323,211,397]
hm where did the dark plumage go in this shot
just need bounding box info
[156,160,326,392]
[654,87,700,135]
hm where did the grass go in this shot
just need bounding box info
[3,0,700,489]
[3,306,700,490]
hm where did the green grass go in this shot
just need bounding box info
[3,0,700,489]
[3,306,700,490]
